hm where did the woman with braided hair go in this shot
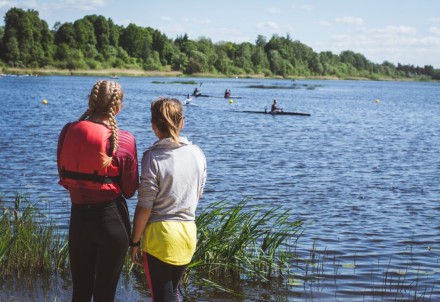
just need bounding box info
[130,97,207,302]
[57,80,139,301]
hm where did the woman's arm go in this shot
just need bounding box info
[130,205,152,264]
[117,130,139,198]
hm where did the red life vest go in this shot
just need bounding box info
[58,120,121,193]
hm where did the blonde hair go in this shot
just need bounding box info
[150,97,183,144]
[79,80,124,167]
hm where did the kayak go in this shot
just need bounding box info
[242,110,311,116]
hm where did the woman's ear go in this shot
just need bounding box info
[180,118,185,130]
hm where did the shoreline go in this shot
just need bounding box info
[1,67,433,82]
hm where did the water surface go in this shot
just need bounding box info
[0,76,439,301]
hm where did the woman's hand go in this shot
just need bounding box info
[130,206,152,265]
[130,246,143,265]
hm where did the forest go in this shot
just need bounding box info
[1,7,440,80]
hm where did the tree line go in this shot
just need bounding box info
[1,7,439,80]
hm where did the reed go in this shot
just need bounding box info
[182,199,304,294]
[151,80,199,85]
[0,194,69,279]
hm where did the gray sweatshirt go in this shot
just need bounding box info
[137,137,207,222]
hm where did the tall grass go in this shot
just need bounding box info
[183,199,304,294]
[0,194,69,279]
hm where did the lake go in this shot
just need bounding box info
[0,75,439,301]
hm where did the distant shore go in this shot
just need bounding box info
[0,67,429,82]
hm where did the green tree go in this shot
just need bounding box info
[73,19,97,59]
[171,52,188,71]
[108,20,121,47]
[0,26,4,60]
[120,24,149,59]
[309,53,323,75]
[195,37,217,72]
[175,34,191,53]
[234,42,254,73]
[84,15,110,53]
[340,50,369,71]
[55,23,77,48]
[2,8,52,66]
[255,35,267,48]
[152,29,175,65]
[251,45,269,72]
[319,51,340,76]
[144,50,162,70]
[214,46,234,74]
[4,36,20,64]
[267,49,285,76]
[185,49,208,74]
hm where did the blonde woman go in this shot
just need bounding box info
[130,97,207,302]
[57,80,139,301]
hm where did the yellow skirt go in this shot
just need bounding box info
[142,221,197,266]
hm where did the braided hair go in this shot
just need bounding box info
[79,80,124,167]
[150,97,184,144]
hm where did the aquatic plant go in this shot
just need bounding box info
[151,80,199,85]
[246,84,323,89]
[0,194,69,279]
[182,199,304,296]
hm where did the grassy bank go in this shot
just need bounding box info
[1,66,431,81]
[2,67,184,77]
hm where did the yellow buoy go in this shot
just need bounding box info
[42,99,48,105]
[229,99,234,104]
[374,99,380,104]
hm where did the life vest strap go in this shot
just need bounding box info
[61,167,120,184]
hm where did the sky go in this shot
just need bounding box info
[1,0,440,68]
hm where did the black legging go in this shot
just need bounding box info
[69,197,130,302]
[143,252,187,302]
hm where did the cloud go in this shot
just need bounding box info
[428,17,440,23]
[418,35,440,46]
[0,0,38,9]
[323,23,440,67]
[161,16,171,22]
[299,5,313,12]
[0,0,15,8]
[319,20,331,26]
[158,23,186,36]
[366,25,416,35]
[428,26,440,35]
[336,16,364,26]
[55,0,109,10]
[330,25,418,50]
[181,17,211,25]
[267,7,280,14]
[0,0,109,13]
[257,21,279,30]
